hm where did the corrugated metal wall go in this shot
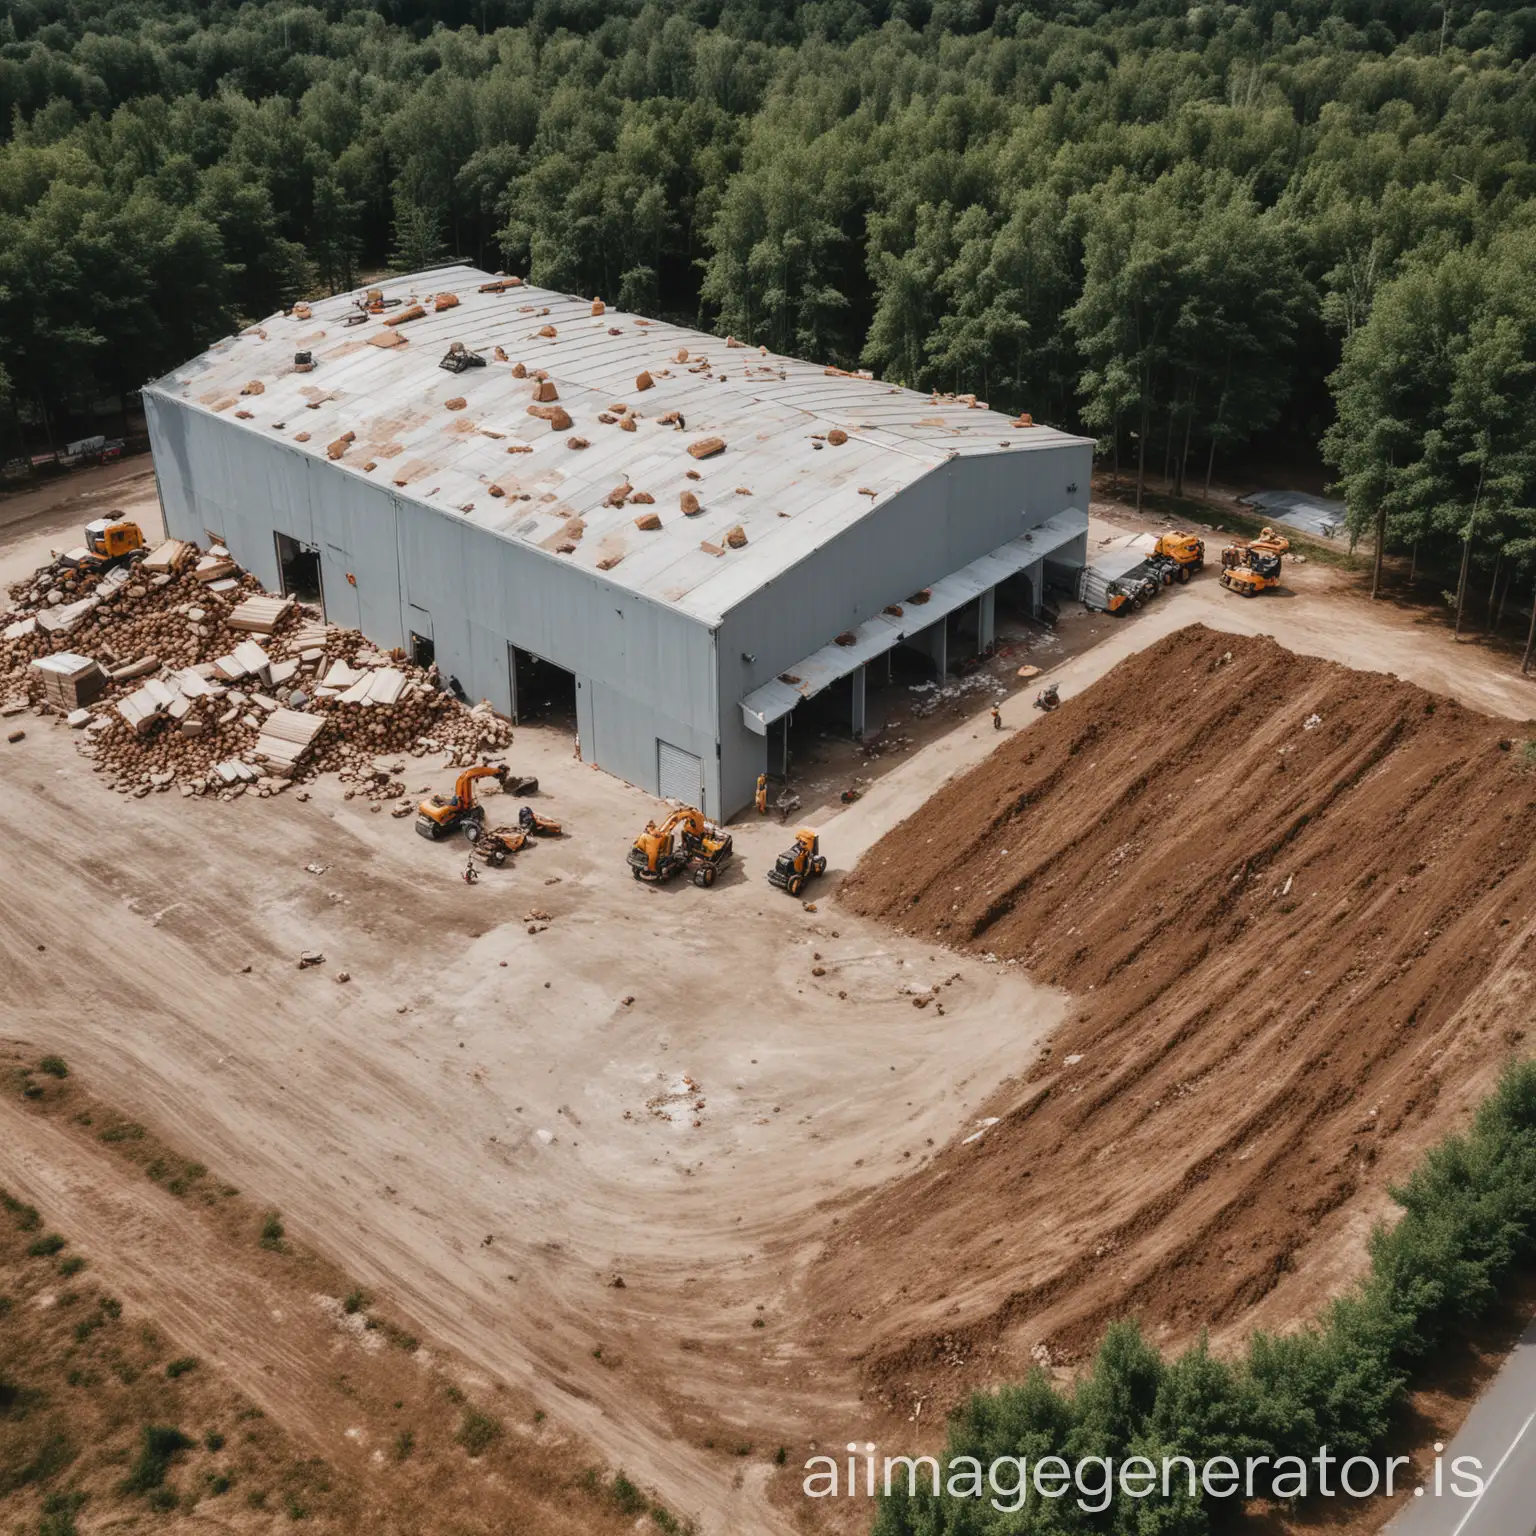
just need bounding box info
[714,442,1093,814]
[145,393,723,813]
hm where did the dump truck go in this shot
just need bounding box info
[1074,551,1160,615]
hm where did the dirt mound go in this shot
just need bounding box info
[823,625,1536,1417]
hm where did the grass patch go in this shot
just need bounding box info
[122,1425,193,1495]
[342,1288,367,1315]
[57,1255,86,1278]
[38,1489,85,1536]
[165,1356,198,1379]
[454,1407,502,1458]
[392,1430,414,1461]
[98,1121,145,1144]
[257,1211,285,1251]
[38,1055,69,1079]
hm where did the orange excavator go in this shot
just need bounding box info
[628,806,733,888]
[416,764,508,841]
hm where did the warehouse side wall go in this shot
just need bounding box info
[145,393,724,813]
[714,442,1093,816]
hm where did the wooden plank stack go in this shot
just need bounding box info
[227,594,294,634]
[140,539,195,574]
[28,652,108,710]
[252,708,328,777]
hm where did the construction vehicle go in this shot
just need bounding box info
[439,341,487,373]
[628,806,733,888]
[469,825,529,867]
[416,764,509,841]
[1148,530,1205,585]
[1220,528,1289,597]
[57,518,146,573]
[767,827,827,898]
[518,805,562,837]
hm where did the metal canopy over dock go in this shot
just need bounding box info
[739,508,1087,732]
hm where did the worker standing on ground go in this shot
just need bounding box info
[755,773,768,814]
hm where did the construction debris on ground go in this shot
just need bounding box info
[1,539,512,802]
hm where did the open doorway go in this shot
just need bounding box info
[510,646,576,730]
[410,632,435,668]
[274,533,322,603]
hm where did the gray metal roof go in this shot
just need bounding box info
[145,264,1091,625]
[740,508,1087,729]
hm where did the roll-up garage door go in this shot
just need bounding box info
[658,740,703,808]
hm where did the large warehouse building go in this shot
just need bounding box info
[144,265,1092,818]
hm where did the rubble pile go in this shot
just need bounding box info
[1,542,512,801]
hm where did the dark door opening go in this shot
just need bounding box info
[511,647,576,729]
[275,533,322,603]
[410,632,435,668]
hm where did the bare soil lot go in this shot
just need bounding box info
[5,485,1536,1535]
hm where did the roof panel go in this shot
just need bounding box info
[147,265,1091,624]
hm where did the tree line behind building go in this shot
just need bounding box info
[2,0,1535,596]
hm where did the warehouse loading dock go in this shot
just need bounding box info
[144,266,1092,817]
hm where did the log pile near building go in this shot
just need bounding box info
[0,540,512,801]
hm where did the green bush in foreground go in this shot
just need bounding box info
[874,1058,1536,1535]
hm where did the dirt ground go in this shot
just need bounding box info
[5,469,1536,1534]
[834,625,1536,1525]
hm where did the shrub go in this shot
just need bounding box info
[455,1408,502,1458]
[611,1471,646,1514]
[38,1056,68,1079]
[165,1357,198,1379]
[393,1430,414,1461]
[1,1191,40,1232]
[57,1256,86,1278]
[99,1122,144,1143]
[204,1431,224,1451]
[258,1212,284,1251]
[342,1289,367,1315]
[123,1426,193,1494]
[28,1233,65,1258]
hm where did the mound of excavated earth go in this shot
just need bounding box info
[824,624,1536,1415]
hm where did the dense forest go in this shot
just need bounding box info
[2,0,1535,591]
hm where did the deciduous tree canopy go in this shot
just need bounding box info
[2,0,1533,577]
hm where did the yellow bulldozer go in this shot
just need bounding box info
[1219,527,1289,597]
[628,806,733,888]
